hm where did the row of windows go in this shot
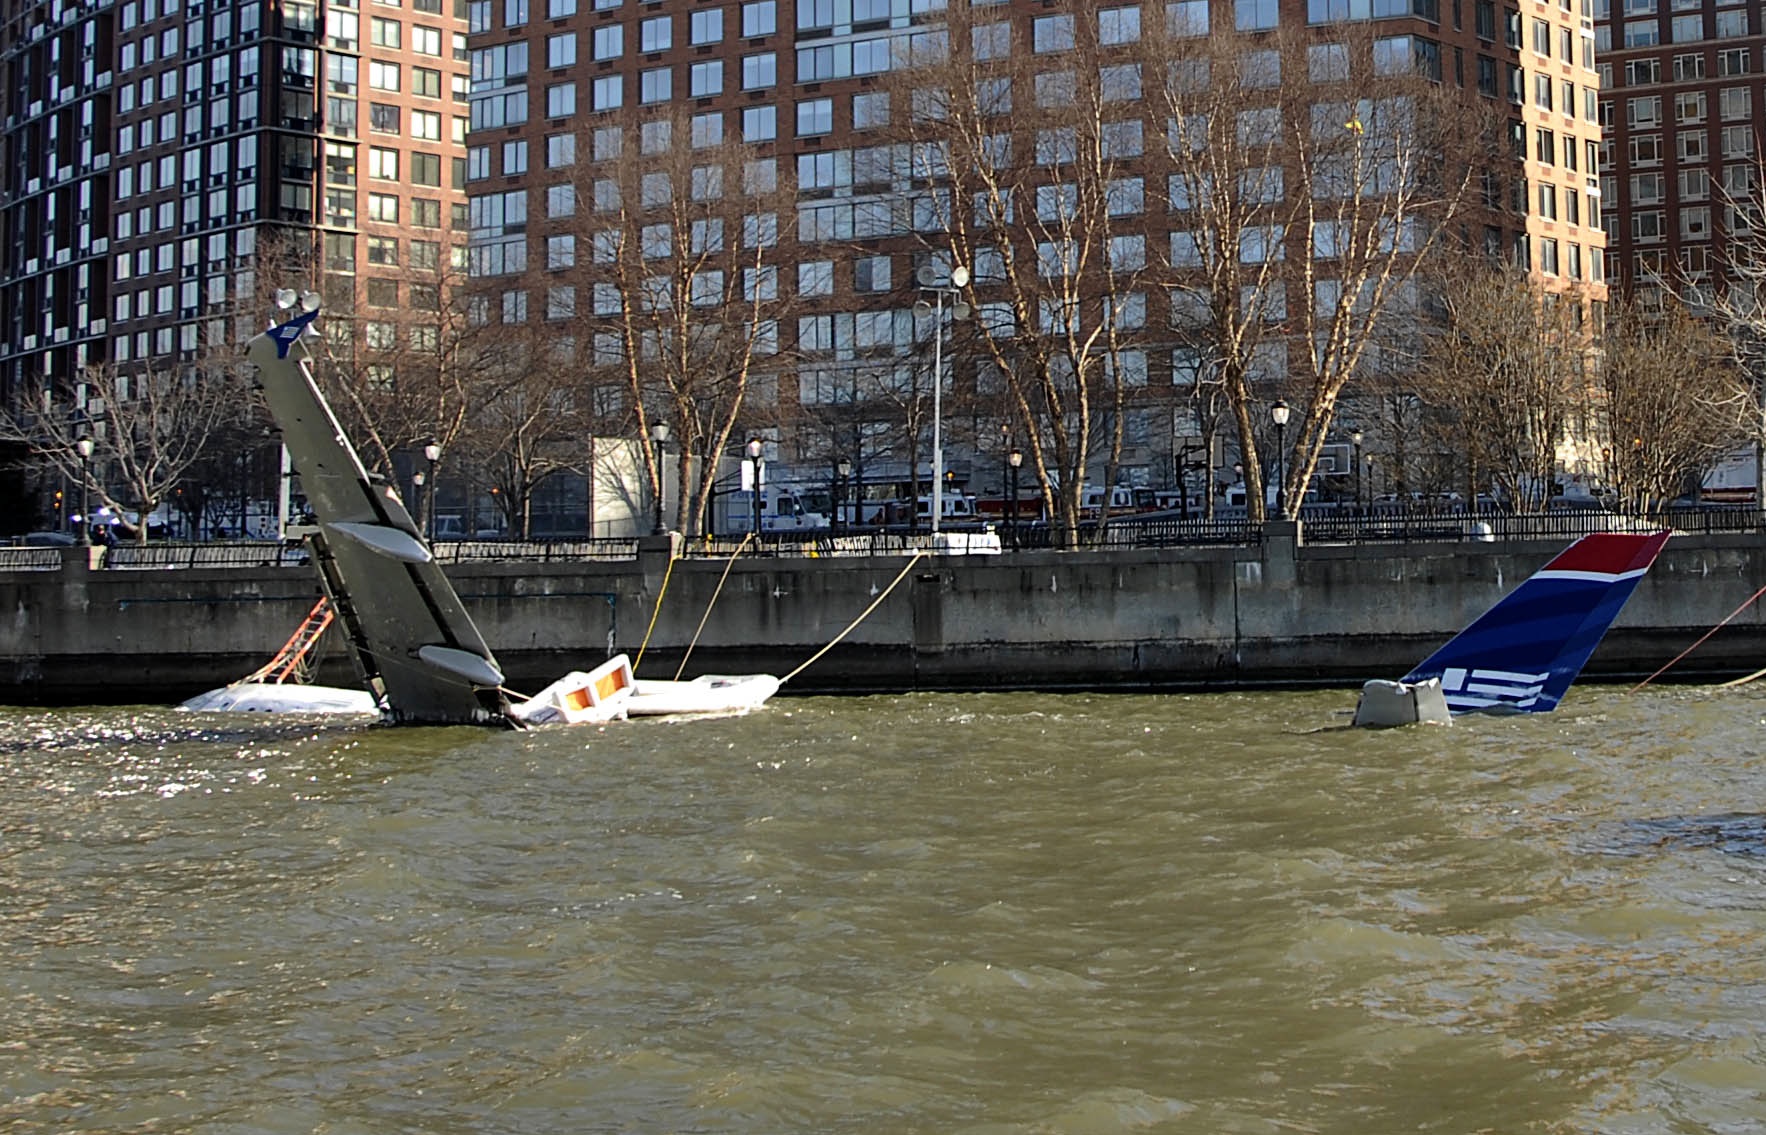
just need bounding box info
[1596,13,1752,51]
[366,104,467,143]
[1612,88,1754,129]
[1605,49,1753,91]
[1627,205,1757,243]
[1607,163,1755,204]
[1616,125,1757,167]
[469,0,770,31]
[115,137,259,198]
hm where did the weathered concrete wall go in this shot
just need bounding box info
[2,530,1762,704]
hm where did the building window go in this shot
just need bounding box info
[412,151,442,184]
[636,68,669,104]
[743,52,776,89]
[689,60,724,96]
[368,147,399,179]
[367,235,400,265]
[1236,0,1278,30]
[369,61,400,91]
[641,16,670,50]
[743,0,776,36]
[551,31,580,68]
[547,82,576,117]
[371,16,400,47]
[691,8,723,44]
[797,97,833,135]
[1033,14,1074,51]
[744,104,777,140]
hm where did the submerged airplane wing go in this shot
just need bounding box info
[1400,530,1671,715]
[244,306,508,725]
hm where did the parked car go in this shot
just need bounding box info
[17,531,75,546]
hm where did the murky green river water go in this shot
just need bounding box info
[5,684,1766,1133]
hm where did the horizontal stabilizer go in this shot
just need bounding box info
[1400,530,1670,716]
[328,521,433,565]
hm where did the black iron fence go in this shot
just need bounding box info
[7,508,1760,571]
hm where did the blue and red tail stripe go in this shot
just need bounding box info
[1401,531,1671,715]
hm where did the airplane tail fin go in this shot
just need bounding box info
[1400,531,1671,715]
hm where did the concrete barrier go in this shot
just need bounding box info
[0,529,1761,704]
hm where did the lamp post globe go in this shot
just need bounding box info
[746,438,764,538]
[422,442,441,543]
[1350,429,1363,510]
[75,437,94,546]
[1007,448,1022,550]
[649,421,671,535]
[1270,400,1290,516]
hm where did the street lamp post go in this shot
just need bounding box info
[75,436,93,546]
[423,442,441,542]
[835,457,851,538]
[1007,448,1022,551]
[1351,429,1363,511]
[412,470,426,532]
[1270,400,1290,517]
[649,421,671,535]
[746,437,764,538]
[912,263,970,536]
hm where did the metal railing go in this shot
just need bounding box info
[101,542,310,570]
[431,538,639,564]
[0,547,65,571]
[5,508,1758,572]
[1301,506,1765,546]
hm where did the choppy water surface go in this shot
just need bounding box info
[6,685,1766,1133]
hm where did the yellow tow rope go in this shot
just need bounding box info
[781,551,925,685]
[675,532,754,679]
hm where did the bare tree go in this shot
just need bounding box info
[0,354,251,542]
[459,323,596,537]
[566,110,799,536]
[1598,292,1751,509]
[889,0,1157,545]
[1691,162,1766,501]
[1146,21,1495,519]
[1413,262,1587,507]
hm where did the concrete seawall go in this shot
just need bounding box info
[3,528,1763,704]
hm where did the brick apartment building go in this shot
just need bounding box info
[0,0,473,401]
[464,0,1606,498]
[1593,0,1764,299]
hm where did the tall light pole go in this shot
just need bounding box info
[1008,447,1022,551]
[75,436,93,546]
[412,470,426,532]
[423,441,441,542]
[649,421,671,534]
[746,437,764,538]
[912,263,970,535]
[1270,400,1290,517]
[1351,429,1363,510]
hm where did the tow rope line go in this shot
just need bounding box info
[781,551,925,686]
[1632,582,1766,693]
[675,532,754,680]
[633,548,679,674]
